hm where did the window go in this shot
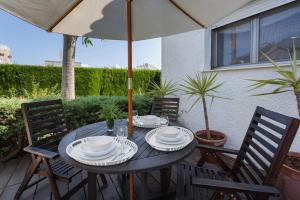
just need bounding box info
[212,1,300,68]
[215,20,251,66]
[259,3,300,62]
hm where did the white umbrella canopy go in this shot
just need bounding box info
[0,0,253,133]
[0,0,252,40]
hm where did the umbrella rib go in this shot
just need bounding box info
[168,0,206,28]
[47,0,84,32]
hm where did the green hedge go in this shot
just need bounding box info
[0,95,153,161]
[63,95,152,129]
[0,64,160,97]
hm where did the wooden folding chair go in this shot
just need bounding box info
[176,106,300,200]
[151,97,180,122]
[15,99,107,200]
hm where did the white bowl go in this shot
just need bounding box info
[81,136,114,153]
[156,133,183,142]
[158,126,179,138]
[142,115,158,121]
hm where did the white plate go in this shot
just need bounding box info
[133,116,168,128]
[145,126,194,152]
[66,136,138,166]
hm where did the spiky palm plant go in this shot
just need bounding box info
[181,73,226,139]
[148,79,178,97]
[249,39,300,116]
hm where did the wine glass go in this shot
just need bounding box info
[133,110,138,122]
[160,114,169,126]
[117,125,128,153]
[133,110,138,117]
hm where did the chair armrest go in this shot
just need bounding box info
[192,178,280,196]
[197,144,239,155]
[24,146,59,159]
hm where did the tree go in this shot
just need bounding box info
[61,34,77,100]
[181,73,227,139]
[148,79,178,97]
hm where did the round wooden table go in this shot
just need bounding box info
[58,120,196,200]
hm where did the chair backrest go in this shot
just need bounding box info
[232,106,300,186]
[151,97,180,121]
[21,99,69,149]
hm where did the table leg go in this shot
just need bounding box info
[197,149,208,167]
[160,166,172,193]
[139,173,148,200]
[88,172,97,200]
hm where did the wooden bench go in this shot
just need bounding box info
[151,97,180,122]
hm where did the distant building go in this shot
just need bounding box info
[44,60,86,67]
[135,63,159,70]
[0,44,12,64]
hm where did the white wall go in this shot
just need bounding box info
[162,30,300,152]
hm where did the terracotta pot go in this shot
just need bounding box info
[277,152,300,200]
[195,130,227,164]
[195,130,227,147]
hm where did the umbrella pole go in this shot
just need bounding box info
[127,1,134,200]
[127,0,133,137]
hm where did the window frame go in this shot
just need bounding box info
[211,1,300,69]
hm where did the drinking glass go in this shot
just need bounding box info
[116,125,128,153]
[133,110,138,117]
[160,115,169,126]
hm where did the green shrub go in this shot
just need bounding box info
[23,79,60,99]
[0,98,27,160]
[0,95,153,160]
[63,95,152,129]
[0,64,160,97]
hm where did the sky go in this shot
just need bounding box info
[0,10,161,68]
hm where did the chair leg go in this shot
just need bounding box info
[42,158,61,200]
[14,156,42,200]
[99,174,108,188]
[197,150,209,167]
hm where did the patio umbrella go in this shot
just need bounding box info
[0,0,253,198]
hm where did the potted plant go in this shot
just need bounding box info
[100,101,124,132]
[148,79,178,97]
[248,38,300,199]
[181,72,228,147]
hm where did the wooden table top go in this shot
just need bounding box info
[58,120,197,174]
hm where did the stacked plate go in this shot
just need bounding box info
[145,126,194,151]
[66,136,138,166]
[133,115,168,128]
